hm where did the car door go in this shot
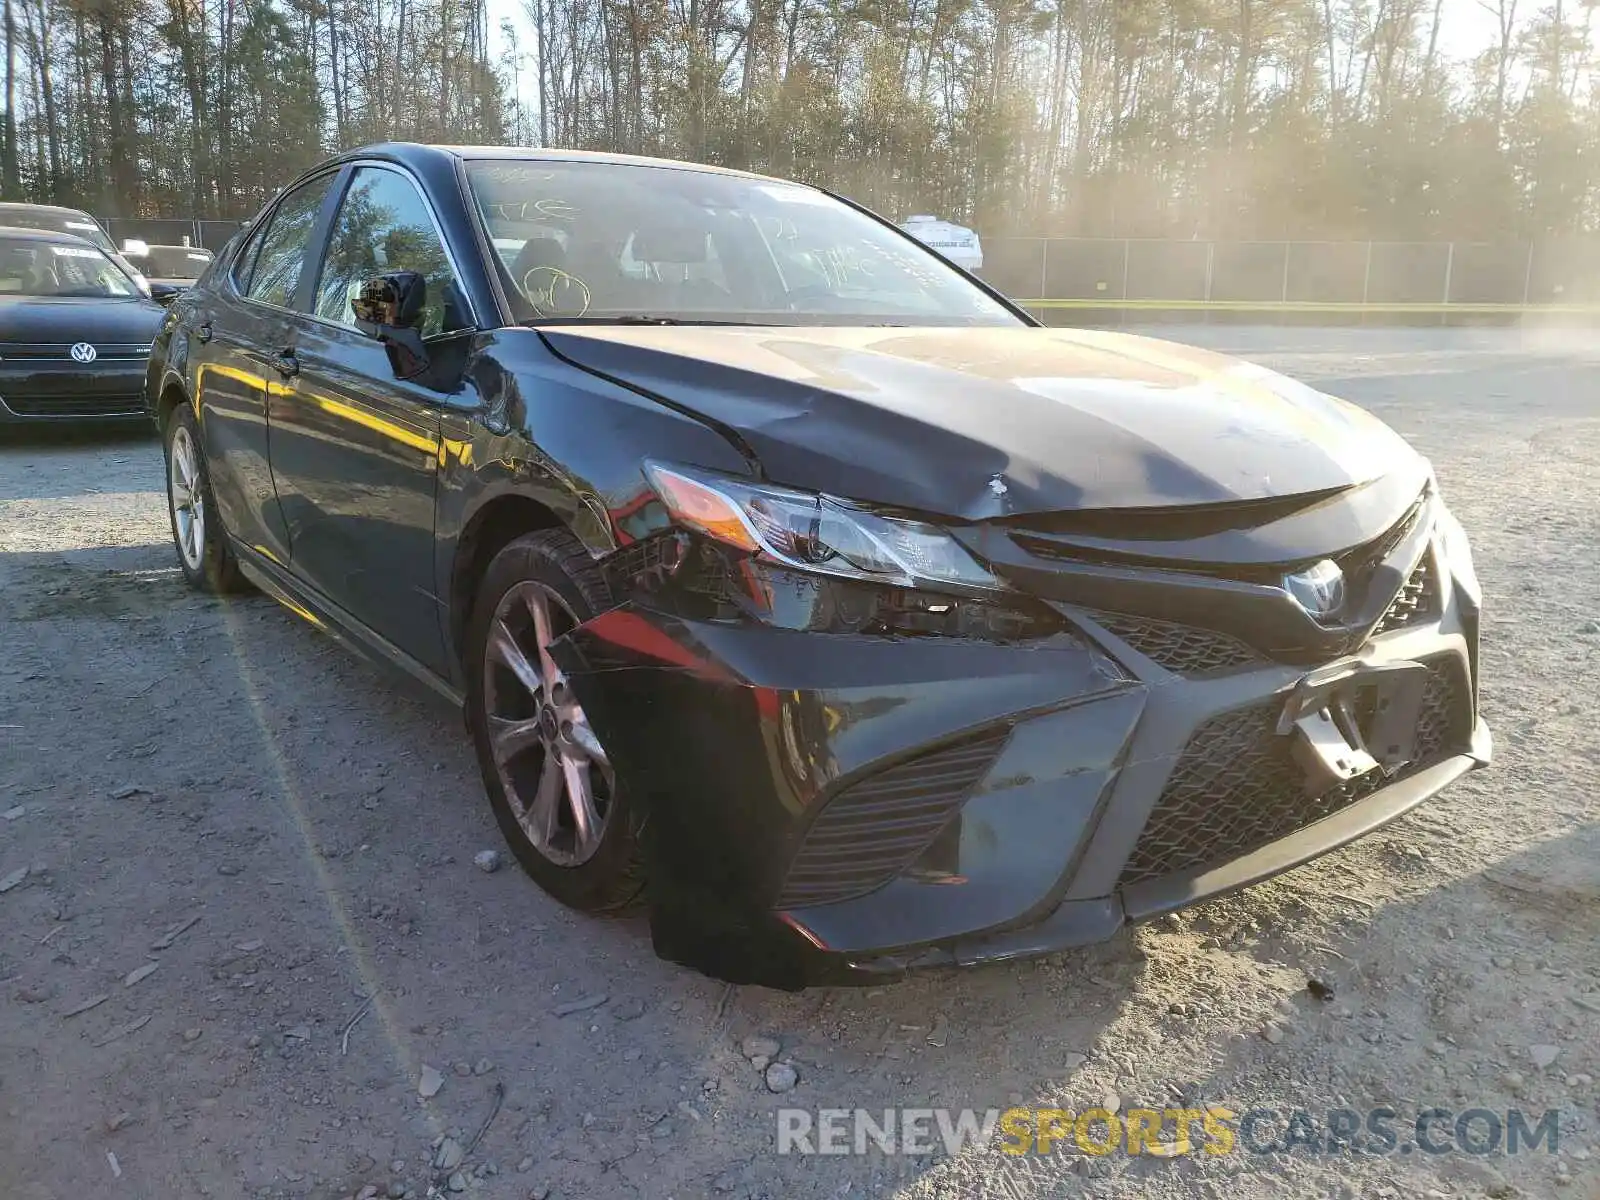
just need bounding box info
[266,163,477,677]
[189,172,339,566]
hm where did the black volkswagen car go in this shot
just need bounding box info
[0,226,169,424]
[146,143,1489,988]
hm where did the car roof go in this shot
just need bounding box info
[0,223,100,246]
[334,141,781,183]
[0,202,100,219]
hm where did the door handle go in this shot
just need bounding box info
[195,321,212,344]
[272,351,299,378]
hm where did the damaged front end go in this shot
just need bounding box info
[542,465,1139,987]
[545,465,1488,989]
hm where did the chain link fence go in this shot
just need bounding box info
[979,237,1600,314]
[100,217,247,253]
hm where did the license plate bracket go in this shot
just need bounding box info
[1275,658,1430,795]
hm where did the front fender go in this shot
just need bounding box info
[432,331,756,685]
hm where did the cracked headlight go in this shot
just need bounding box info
[642,461,1003,594]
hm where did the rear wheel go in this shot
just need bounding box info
[466,529,644,911]
[163,405,247,593]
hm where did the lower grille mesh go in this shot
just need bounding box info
[1091,612,1262,674]
[777,727,1010,908]
[1372,552,1441,636]
[1119,659,1470,887]
[3,393,145,417]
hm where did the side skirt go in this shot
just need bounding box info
[232,538,465,710]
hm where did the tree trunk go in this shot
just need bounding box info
[26,0,59,197]
[329,3,347,147]
[218,0,233,212]
[2,0,19,199]
[97,6,132,213]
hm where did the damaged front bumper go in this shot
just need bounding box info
[550,532,1489,990]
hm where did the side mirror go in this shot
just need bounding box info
[352,271,429,378]
[149,281,182,306]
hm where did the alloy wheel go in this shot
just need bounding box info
[483,580,615,866]
[169,424,205,572]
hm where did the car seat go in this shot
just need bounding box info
[510,237,576,314]
[27,261,61,294]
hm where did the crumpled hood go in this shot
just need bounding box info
[0,295,167,345]
[541,325,1424,519]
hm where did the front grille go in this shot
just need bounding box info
[2,393,144,417]
[1371,551,1441,636]
[777,727,1010,908]
[1,343,152,360]
[1090,612,1262,674]
[1118,659,1470,887]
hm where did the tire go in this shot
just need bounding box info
[466,529,644,912]
[163,404,248,594]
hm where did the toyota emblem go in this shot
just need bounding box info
[69,342,98,364]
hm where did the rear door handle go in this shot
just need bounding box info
[272,351,299,378]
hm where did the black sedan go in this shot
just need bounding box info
[146,143,1490,988]
[0,226,168,424]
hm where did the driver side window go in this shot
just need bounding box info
[311,167,469,338]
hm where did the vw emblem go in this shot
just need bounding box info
[1284,558,1345,621]
[69,342,98,364]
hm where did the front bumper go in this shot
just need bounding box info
[0,359,150,423]
[555,531,1487,989]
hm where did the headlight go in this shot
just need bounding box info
[642,461,1003,593]
[1436,504,1480,601]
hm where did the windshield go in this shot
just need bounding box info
[0,209,118,255]
[128,246,213,280]
[465,160,1020,327]
[0,235,142,297]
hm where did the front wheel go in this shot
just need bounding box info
[465,529,644,912]
[164,405,247,593]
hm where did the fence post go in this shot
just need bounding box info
[1038,238,1048,304]
[1441,242,1455,327]
[1522,242,1535,305]
[1280,242,1290,303]
[1361,241,1373,327]
[1120,239,1131,329]
[1203,241,1214,302]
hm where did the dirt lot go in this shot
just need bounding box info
[1,326,1597,1200]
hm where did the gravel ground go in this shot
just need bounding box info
[1,326,1596,1200]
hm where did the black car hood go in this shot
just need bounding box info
[0,295,167,344]
[542,325,1425,521]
